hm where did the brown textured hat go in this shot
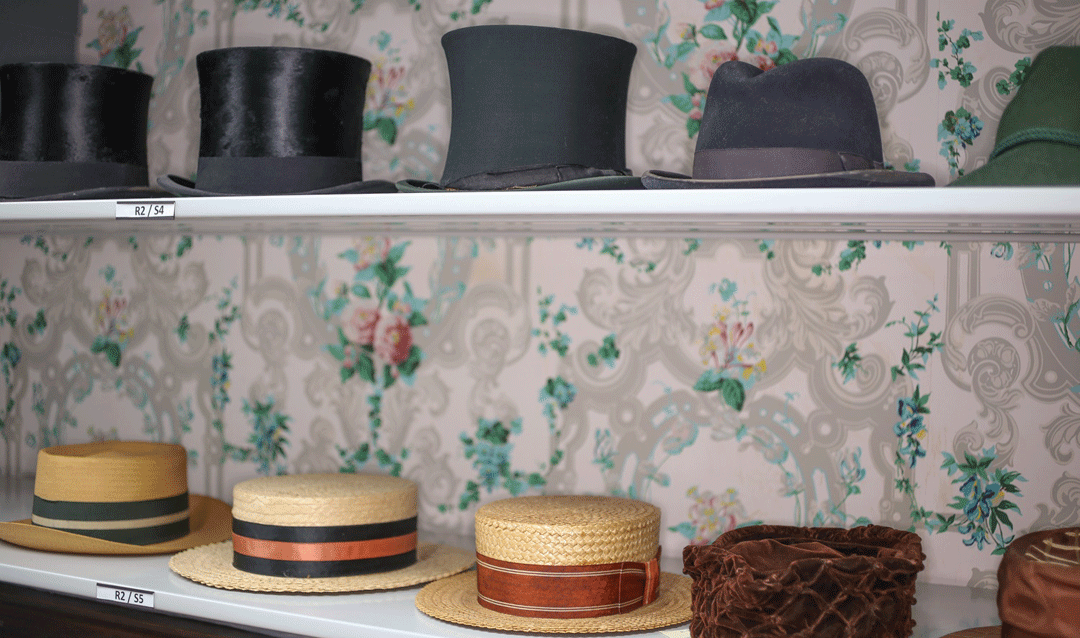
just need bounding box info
[939,527,1080,638]
[683,524,925,638]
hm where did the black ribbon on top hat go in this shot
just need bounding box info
[31,492,191,545]
[231,515,419,578]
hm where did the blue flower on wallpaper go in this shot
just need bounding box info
[941,448,1026,554]
[894,393,928,468]
[451,417,546,511]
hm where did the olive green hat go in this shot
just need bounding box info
[950,46,1080,186]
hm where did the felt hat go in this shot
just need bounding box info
[0,441,231,555]
[158,47,396,196]
[642,57,935,188]
[168,473,474,592]
[682,524,925,638]
[0,62,165,201]
[415,495,692,633]
[397,25,642,192]
[938,527,1080,638]
[949,46,1080,186]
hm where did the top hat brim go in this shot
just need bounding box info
[169,541,475,593]
[641,168,935,189]
[396,174,644,192]
[0,493,231,555]
[415,569,691,633]
[158,174,398,197]
[7,185,173,202]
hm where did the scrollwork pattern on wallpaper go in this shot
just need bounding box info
[1028,472,1080,529]
[834,8,928,170]
[981,0,1080,53]
[942,295,1034,466]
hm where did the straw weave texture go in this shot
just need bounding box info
[475,495,660,564]
[415,570,692,633]
[232,473,417,526]
[169,541,475,592]
[34,441,187,502]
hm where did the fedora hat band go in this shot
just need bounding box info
[231,515,418,578]
[692,147,884,180]
[0,160,147,199]
[194,155,364,195]
[475,548,661,619]
[31,492,191,545]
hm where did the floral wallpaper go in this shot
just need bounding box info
[1,0,1079,592]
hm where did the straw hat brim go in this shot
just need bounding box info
[937,627,1001,638]
[0,494,231,555]
[415,570,692,633]
[169,541,475,593]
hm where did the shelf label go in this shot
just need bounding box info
[116,201,175,220]
[96,583,155,608]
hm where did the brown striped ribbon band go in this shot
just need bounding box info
[475,548,661,618]
[232,530,417,562]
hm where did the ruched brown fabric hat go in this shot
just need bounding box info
[683,524,925,638]
[939,527,1080,638]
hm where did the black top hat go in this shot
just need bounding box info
[0,63,161,200]
[642,57,935,188]
[397,25,642,191]
[158,47,396,196]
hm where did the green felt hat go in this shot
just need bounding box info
[950,46,1080,186]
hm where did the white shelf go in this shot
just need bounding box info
[1,476,999,638]
[0,187,1078,241]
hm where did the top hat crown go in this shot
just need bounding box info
[437,25,638,190]
[0,62,153,198]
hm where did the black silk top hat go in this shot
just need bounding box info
[642,57,935,188]
[0,63,160,200]
[397,25,642,191]
[158,47,396,196]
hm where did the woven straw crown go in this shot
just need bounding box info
[475,495,660,565]
[231,473,417,527]
[34,441,187,502]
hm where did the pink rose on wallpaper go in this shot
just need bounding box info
[344,300,380,345]
[700,47,739,82]
[373,313,412,365]
[353,237,392,271]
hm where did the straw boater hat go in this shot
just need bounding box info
[0,441,231,554]
[939,527,1080,638]
[683,524,925,638]
[169,473,474,593]
[415,495,692,633]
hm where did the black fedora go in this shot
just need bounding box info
[642,57,935,188]
[397,25,642,191]
[0,63,163,200]
[158,47,396,196]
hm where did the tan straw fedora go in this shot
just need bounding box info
[0,441,231,554]
[939,527,1080,638]
[168,473,474,593]
[415,494,692,633]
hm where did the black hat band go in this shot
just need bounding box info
[193,155,364,195]
[444,164,632,190]
[0,160,147,199]
[692,147,883,180]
